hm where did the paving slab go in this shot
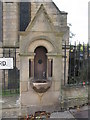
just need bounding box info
[70,105,89,119]
[1,95,20,109]
[50,111,74,118]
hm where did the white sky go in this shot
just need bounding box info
[53,0,89,44]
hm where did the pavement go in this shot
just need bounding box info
[0,95,89,119]
[50,111,74,119]
[50,105,89,119]
[70,105,89,120]
[2,95,20,109]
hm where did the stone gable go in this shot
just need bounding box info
[26,4,55,32]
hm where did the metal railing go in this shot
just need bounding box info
[2,48,20,95]
[63,43,90,86]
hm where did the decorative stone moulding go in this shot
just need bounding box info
[30,79,52,93]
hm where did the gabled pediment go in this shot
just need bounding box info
[25,4,55,32]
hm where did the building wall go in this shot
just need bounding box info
[2,2,69,46]
[3,2,19,47]
[0,1,2,43]
[31,2,67,27]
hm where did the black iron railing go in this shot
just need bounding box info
[2,48,20,95]
[63,43,90,85]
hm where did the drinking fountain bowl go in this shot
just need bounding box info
[30,79,52,93]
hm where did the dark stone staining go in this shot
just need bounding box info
[20,2,31,31]
[33,86,50,93]
[30,80,52,93]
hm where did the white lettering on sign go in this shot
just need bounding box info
[0,58,13,69]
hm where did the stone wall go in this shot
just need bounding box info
[31,2,67,27]
[0,2,2,43]
[61,85,88,109]
[3,2,19,47]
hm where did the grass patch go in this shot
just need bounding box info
[1,89,19,96]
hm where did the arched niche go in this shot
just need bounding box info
[28,39,55,53]
[34,46,47,79]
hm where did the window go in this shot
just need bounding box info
[20,2,31,31]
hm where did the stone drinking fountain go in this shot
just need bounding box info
[19,3,67,114]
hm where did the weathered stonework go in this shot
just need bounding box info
[3,2,19,47]
[20,4,68,109]
[0,1,88,116]
[3,1,87,115]
[61,85,88,108]
[0,2,2,43]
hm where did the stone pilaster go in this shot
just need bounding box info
[31,58,34,78]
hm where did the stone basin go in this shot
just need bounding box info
[30,79,52,93]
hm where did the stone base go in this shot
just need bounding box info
[20,104,61,116]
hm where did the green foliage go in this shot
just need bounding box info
[1,89,19,96]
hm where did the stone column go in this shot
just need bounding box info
[31,59,34,78]
[53,56,62,91]
[20,56,29,93]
